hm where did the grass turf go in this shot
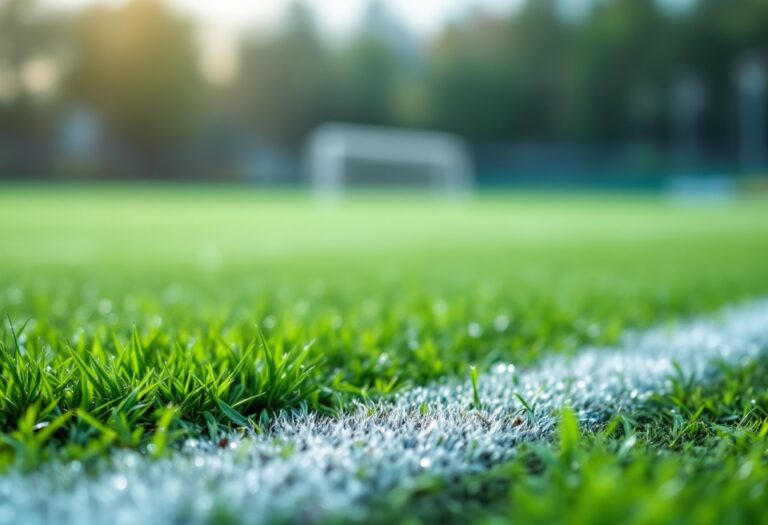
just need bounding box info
[0,186,767,522]
[367,358,768,525]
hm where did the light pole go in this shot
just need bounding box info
[735,56,767,173]
[671,71,706,174]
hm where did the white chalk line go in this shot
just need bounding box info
[1,299,768,525]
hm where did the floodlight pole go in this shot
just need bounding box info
[736,57,767,173]
[671,72,705,174]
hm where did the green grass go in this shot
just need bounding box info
[1,186,768,521]
[369,359,768,525]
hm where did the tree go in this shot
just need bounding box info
[0,0,59,135]
[424,0,572,141]
[566,0,672,141]
[236,2,332,146]
[328,35,400,126]
[424,19,513,140]
[66,0,203,154]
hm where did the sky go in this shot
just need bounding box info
[46,0,698,34]
[46,0,523,38]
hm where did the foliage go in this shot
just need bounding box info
[66,0,203,151]
[6,0,768,157]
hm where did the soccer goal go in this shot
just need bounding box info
[304,123,473,198]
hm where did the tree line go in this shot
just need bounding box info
[1,0,767,173]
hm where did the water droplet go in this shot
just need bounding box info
[113,475,128,491]
[493,315,510,332]
[97,299,112,316]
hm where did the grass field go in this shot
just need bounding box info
[1,186,768,524]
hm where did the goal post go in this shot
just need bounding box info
[304,123,473,198]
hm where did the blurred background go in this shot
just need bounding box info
[1,0,768,192]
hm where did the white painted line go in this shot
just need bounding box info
[1,299,767,525]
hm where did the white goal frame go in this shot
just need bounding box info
[304,123,473,198]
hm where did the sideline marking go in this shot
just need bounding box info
[1,300,767,524]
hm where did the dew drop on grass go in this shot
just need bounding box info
[419,458,432,469]
[493,315,510,332]
[113,475,128,491]
[492,363,516,375]
[432,300,447,317]
[97,299,112,316]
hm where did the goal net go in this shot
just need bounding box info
[304,123,473,198]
